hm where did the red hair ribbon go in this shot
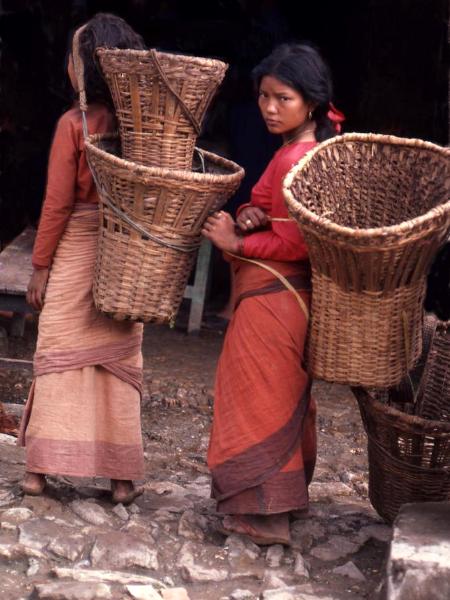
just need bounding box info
[327,102,345,133]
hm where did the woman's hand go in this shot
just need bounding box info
[201,211,241,254]
[27,268,49,311]
[236,206,269,232]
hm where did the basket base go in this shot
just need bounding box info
[307,274,425,387]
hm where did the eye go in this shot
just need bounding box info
[258,90,268,98]
[280,96,291,102]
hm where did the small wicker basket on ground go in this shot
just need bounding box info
[283,133,450,387]
[353,386,450,524]
[97,48,228,170]
[86,134,243,322]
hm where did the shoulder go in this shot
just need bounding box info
[273,142,317,175]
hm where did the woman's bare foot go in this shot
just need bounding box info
[21,472,46,496]
[110,479,143,505]
[219,513,291,546]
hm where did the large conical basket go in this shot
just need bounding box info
[283,133,450,387]
[97,48,228,169]
[86,134,244,322]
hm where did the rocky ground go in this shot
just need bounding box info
[0,316,391,600]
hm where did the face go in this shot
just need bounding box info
[67,53,78,92]
[258,75,313,137]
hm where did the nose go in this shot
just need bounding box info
[265,100,277,115]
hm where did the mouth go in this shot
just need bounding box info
[265,119,281,127]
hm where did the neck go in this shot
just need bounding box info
[282,121,316,146]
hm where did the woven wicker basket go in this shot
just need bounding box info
[353,386,450,523]
[284,133,450,387]
[416,319,450,421]
[97,48,228,170]
[85,134,243,322]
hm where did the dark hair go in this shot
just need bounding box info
[71,13,146,108]
[252,43,336,142]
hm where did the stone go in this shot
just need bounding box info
[112,503,129,521]
[357,523,392,544]
[52,567,164,587]
[290,520,326,553]
[265,544,284,568]
[34,581,112,599]
[0,542,46,560]
[48,533,89,561]
[309,535,360,561]
[27,557,41,576]
[261,588,297,600]
[177,509,208,541]
[308,481,353,501]
[386,502,450,600]
[70,500,112,527]
[229,590,256,600]
[0,488,15,507]
[126,584,161,600]
[177,541,228,582]
[144,481,189,496]
[21,495,63,516]
[293,553,310,578]
[19,518,73,551]
[90,531,158,570]
[0,433,15,445]
[333,560,366,581]
[1,507,33,524]
[264,571,288,589]
[160,589,191,600]
[225,534,261,561]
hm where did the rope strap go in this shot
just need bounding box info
[150,49,202,135]
[225,252,310,321]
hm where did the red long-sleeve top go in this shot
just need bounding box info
[238,141,316,262]
[32,104,115,269]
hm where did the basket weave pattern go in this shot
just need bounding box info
[353,387,450,523]
[284,133,450,387]
[87,135,243,322]
[97,49,227,169]
[416,320,450,421]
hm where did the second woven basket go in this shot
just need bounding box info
[284,133,450,387]
[86,135,244,323]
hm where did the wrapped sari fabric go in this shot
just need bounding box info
[208,141,317,515]
[19,106,144,480]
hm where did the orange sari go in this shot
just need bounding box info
[207,257,316,514]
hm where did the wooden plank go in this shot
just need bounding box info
[185,240,212,334]
[0,227,35,295]
[0,356,33,370]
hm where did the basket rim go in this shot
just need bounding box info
[283,132,450,244]
[86,133,245,185]
[352,386,450,434]
[96,47,228,70]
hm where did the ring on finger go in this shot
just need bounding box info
[245,219,252,226]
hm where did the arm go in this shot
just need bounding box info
[32,113,78,269]
[241,223,308,262]
[28,114,78,310]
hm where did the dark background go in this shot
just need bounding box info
[0,0,448,248]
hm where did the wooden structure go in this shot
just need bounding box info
[0,227,211,334]
[0,227,35,336]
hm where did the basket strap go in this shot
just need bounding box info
[150,49,202,135]
[225,252,310,321]
[71,25,89,138]
[99,189,200,254]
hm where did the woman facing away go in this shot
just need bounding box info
[19,13,147,504]
[202,43,344,545]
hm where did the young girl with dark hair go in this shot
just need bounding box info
[202,43,344,545]
[20,13,147,504]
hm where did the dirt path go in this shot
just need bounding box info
[0,319,389,600]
